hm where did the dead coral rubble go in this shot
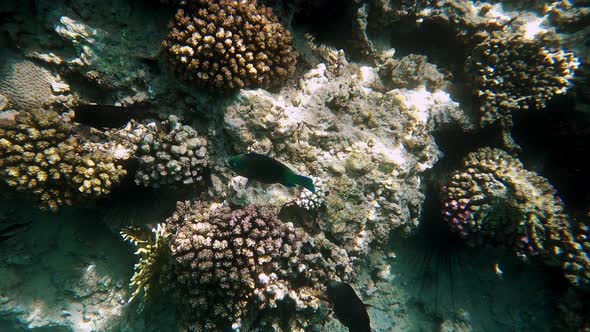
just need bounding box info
[163,0,297,89]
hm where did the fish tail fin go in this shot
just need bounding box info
[290,174,316,193]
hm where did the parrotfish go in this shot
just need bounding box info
[73,104,155,129]
[228,152,316,193]
[327,281,373,332]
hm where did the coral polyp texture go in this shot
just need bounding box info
[441,147,590,287]
[134,115,208,188]
[0,109,127,211]
[162,0,297,89]
[126,201,353,331]
[0,55,56,111]
[466,29,579,126]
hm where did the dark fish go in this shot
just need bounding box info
[0,221,31,243]
[327,281,372,332]
[72,104,154,129]
[228,152,315,193]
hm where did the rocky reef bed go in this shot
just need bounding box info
[1,0,589,331]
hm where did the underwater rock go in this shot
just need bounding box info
[224,49,469,253]
[0,108,127,211]
[124,201,354,331]
[163,0,298,89]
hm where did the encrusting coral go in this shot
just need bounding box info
[0,109,127,211]
[134,115,208,188]
[124,201,353,331]
[162,0,297,89]
[441,147,589,288]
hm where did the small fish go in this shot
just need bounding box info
[327,281,372,332]
[228,152,315,193]
[72,104,155,129]
[0,221,31,243]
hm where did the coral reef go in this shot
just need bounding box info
[466,29,579,126]
[441,147,589,287]
[126,201,353,331]
[378,53,449,91]
[367,0,580,130]
[224,48,469,253]
[0,109,127,211]
[162,0,297,89]
[134,115,208,188]
[0,54,56,111]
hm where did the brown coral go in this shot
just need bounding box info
[163,0,297,89]
[157,201,352,331]
[466,30,579,126]
[442,147,590,288]
[0,109,127,211]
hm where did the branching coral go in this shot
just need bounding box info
[128,201,353,331]
[368,0,580,129]
[466,29,579,126]
[162,0,297,89]
[441,147,589,287]
[134,115,208,188]
[0,109,127,211]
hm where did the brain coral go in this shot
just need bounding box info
[0,55,55,111]
[162,0,297,89]
[126,201,353,331]
[0,109,127,211]
[442,147,589,287]
[134,115,208,188]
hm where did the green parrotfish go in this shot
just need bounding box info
[228,152,316,193]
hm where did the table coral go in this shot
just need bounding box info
[0,109,127,211]
[125,201,353,331]
[134,115,208,188]
[441,147,589,287]
[162,0,297,89]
